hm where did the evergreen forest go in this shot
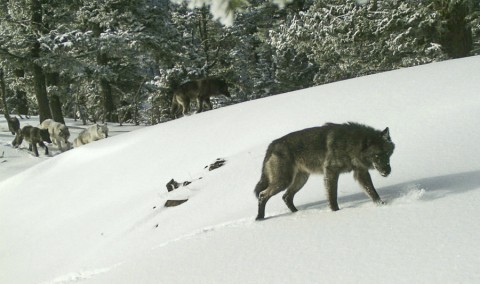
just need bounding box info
[0,0,478,125]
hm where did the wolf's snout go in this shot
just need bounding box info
[375,164,391,177]
[380,167,391,177]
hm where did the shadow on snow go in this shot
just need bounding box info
[269,170,480,219]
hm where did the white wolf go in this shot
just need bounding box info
[73,124,109,147]
[40,119,71,151]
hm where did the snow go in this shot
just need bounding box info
[184,0,234,26]
[1,56,480,283]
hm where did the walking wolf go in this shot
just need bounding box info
[254,122,395,220]
[13,125,51,157]
[171,78,230,117]
[40,119,71,151]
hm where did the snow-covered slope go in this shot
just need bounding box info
[1,57,479,283]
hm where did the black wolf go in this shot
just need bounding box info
[254,122,395,220]
[13,125,52,157]
[7,116,20,135]
[171,78,230,117]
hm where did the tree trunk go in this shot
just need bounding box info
[99,75,116,123]
[31,58,51,123]
[438,0,473,58]
[198,6,219,76]
[200,6,210,76]
[30,0,51,123]
[93,23,117,123]
[0,69,10,119]
[45,72,65,124]
[12,69,29,118]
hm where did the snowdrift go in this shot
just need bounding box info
[1,56,480,283]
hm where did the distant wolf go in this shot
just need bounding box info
[13,125,52,157]
[171,78,230,117]
[7,116,20,135]
[73,124,109,147]
[40,119,71,151]
[254,122,395,220]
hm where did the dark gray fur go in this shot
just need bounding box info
[7,116,20,135]
[13,125,51,157]
[254,122,395,220]
[171,78,230,117]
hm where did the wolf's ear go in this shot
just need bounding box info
[381,127,391,142]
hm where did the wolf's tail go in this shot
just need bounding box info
[254,147,273,198]
[253,158,270,199]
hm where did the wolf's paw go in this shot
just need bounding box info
[255,215,265,221]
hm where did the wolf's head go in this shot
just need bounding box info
[98,124,109,138]
[59,126,70,143]
[214,79,231,98]
[368,127,395,177]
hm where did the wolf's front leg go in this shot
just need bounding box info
[324,169,340,211]
[204,98,213,110]
[39,142,49,155]
[354,169,383,205]
[58,140,67,152]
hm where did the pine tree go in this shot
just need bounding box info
[270,0,447,85]
[433,0,478,58]
[0,0,55,122]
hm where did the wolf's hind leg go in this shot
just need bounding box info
[282,171,310,212]
[257,180,291,220]
[256,189,271,221]
[256,144,297,220]
[178,97,190,116]
[256,156,294,220]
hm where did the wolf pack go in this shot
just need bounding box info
[7,116,109,157]
[3,77,229,157]
[4,77,397,220]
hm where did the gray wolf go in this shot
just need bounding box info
[73,124,109,147]
[13,125,52,157]
[171,78,230,117]
[7,116,20,135]
[254,122,395,220]
[40,119,71,151]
